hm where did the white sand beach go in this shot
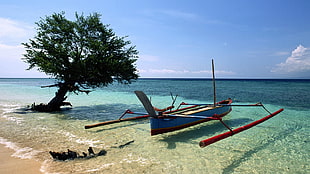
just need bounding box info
[0,144,42,174]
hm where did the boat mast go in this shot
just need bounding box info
[212,59,216,106]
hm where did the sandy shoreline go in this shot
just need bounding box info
[0,144,42,174]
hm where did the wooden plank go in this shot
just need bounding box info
[169,105,206,114]
[84,115,150,129]
[134,91,157,117]
[182,106,217,115]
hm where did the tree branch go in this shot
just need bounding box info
[41,84,59,88]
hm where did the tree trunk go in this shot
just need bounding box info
[32,82,72,112]
[47,84,70,111]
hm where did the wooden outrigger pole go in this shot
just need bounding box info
[84,110,150,129]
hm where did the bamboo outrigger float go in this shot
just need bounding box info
[85,60,284,147]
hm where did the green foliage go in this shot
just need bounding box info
[22,12,139,91]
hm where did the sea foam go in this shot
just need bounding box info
[0,104,24,124]
[58,130,101,147]
[0,137,41,159]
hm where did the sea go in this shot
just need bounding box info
[0,78,309,174]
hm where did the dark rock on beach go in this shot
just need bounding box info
[49,147,107,161]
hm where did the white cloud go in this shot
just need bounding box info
[137,68,235,77]
[193,70,235,75]
[0,44,24,61]
[272,45,310,74]
[149,69,190,74]
[0,18,33,64]
[0,18,23,37]
[0,44,27,77]
[0,18,33,44]
[0,18,44,77]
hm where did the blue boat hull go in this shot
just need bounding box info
[150,99,232,135]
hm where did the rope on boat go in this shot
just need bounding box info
[260,103,272,115]
[170,92,178,111]
[219,119,234,135]
[118,109,132,120]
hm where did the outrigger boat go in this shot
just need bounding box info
[134,91,232,136]
[85,60,284,147]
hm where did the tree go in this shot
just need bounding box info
[22,12,139,111]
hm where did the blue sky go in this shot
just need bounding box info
[0,0,310,78]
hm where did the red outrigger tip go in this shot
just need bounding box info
[199,108,284,148]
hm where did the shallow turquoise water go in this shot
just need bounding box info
[0,78,309,173]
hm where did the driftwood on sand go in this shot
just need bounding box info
[49,147,106,161]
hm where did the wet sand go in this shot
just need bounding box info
[0,144,42,174]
